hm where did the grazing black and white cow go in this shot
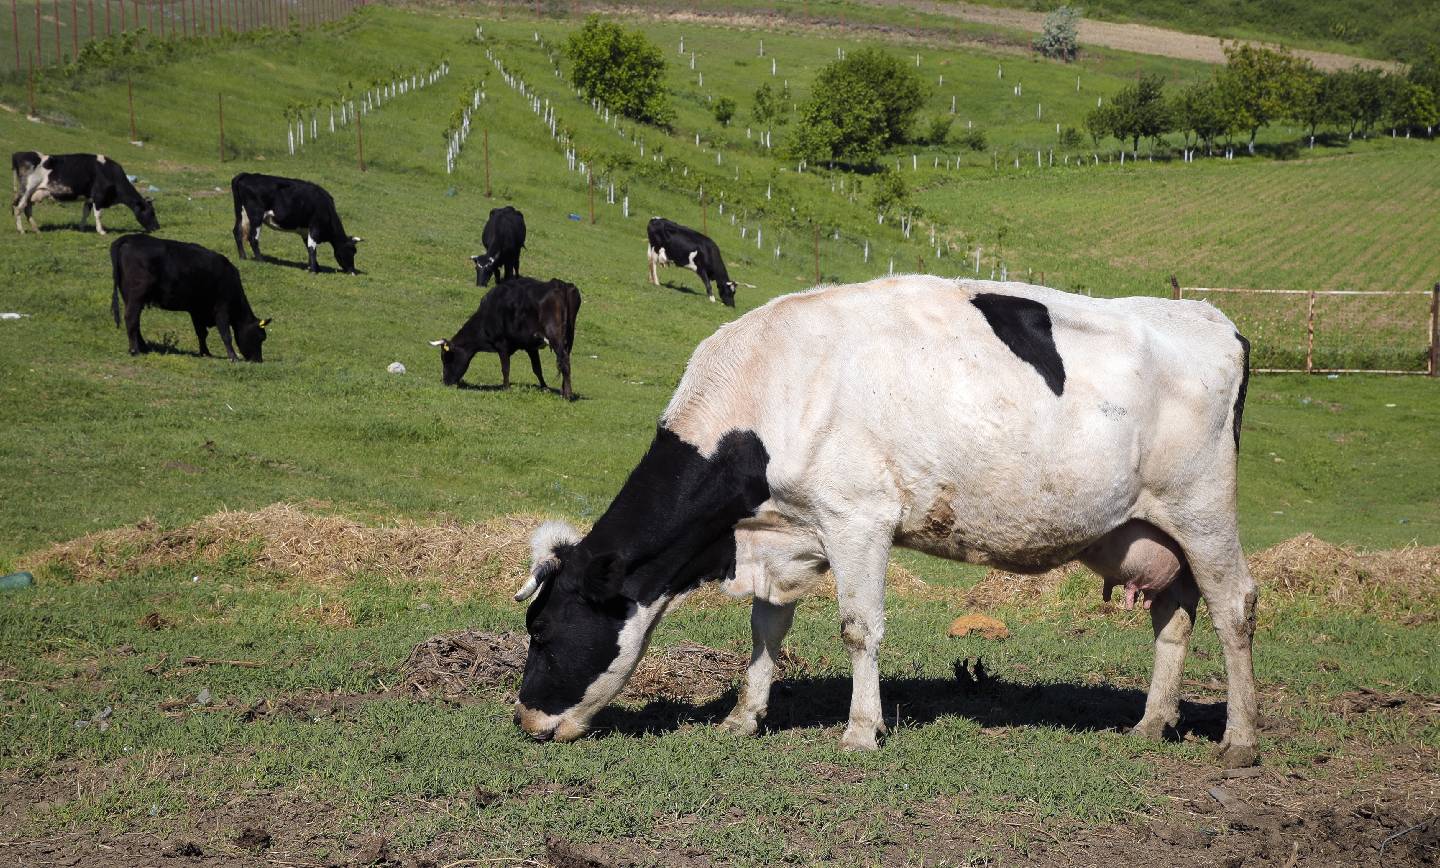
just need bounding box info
[646,217,738,306]
[13,152,159,235]
[512,276,1261,769]
[428,276,580,400]
[230,172,361,273]
[110,234,270,362]
[471,205,526,287]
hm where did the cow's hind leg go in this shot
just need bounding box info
[81,200,92,230]
[828,529,892,751]
[1133,575,1199,739]
[124,303,147,355]
[1162,525,1259,768]
[721,598,797,737]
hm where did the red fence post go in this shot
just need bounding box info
[1170,274,1181,300]
[12,0,20,71]
[1429,283,1439,377]
[54,0,62,63]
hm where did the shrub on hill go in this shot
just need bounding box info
[789,48,928,168]
[565,16,673,127]
[1033,6,1082,62]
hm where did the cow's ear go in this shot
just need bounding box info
[580,552,623,601]
[258,318,272,329]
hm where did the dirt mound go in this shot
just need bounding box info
[1249,533,1439,615]
[392,631,747,706]
[23,502,547,598]
[963,564,1083,609]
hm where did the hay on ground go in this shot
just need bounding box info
[963,564,1083,610]
[1247,533,1439,612]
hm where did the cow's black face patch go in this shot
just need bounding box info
[135,199,159,232]
[439,345,474,386]
[516,426,771,721]
[334,240,358,273]
[719,281,737,307]
[235,320,267,362]
[971,293,1066,396]
[472,254,497,287]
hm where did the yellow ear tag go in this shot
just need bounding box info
[258,318,271,329]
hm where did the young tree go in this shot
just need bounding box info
[789,48,927,167]
[1033,5,1081,62]
[1107,73,1171,153]
[1286,64,1327,145]
[1387,80,1439,135]
[713,96,736,127]
[1084,102,1114,148]
[869,168,908,216]
[925,115,953,146]
[1171,78,1229,154]
[565,16,673,127]
[752,82,787,127]
[1217,44,1306,153]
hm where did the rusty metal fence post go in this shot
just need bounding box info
[1170,274,1181,300]
[1430,282,1439,377]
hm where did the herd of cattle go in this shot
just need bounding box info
[11,151,742,397]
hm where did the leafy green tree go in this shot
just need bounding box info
[1057,126,1084,150]
[1032,6,1081,62]
[565,16,673,127]
[789,48,927,167]
[1387,80,1439,134]
[1107,73,1171,152]
[1286,64,1327,143]
[713,96,736,127]
[924,115,953,145]
[1407,46,1440,103]
[1217,44,1307,153]
[1171,79,1230,153]
[752,82,788,127]
[1083,102,1114,148]
[869,169,908,215]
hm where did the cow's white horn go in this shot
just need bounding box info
[514,575,542,602]
[428,339,447,347]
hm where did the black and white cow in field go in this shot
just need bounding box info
[429,276,580,400]
[111,234,270,362]
[13,152,159,234]
[512,276,1261,768]
[230,173,361,273]
[646,217,738,306]
[472,205,526,287]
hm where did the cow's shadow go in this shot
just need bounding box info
[247,255,355,275]
[659,280,700,297]
[593,674,1228,744]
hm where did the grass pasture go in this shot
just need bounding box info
[1,4,1437,865]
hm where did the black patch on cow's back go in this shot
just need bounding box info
[1232,331,1250,450]
[970,293,1066,396]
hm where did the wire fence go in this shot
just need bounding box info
[4,0,367,73]
[1173,277,1440,375]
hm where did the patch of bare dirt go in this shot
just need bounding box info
[21,502,547,598]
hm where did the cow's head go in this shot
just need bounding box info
[428,338,472,386]
[512,521,672,742]
[471,254,498,287]
[335,237,361,274]
[236,316,271,362]
[719,280,738,307]
[134,197,160,232]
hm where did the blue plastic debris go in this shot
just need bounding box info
[567,213,582,221]
[0,572,34,590]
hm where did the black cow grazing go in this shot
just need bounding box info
[110,234,270,362]
[13,152,159,235]
[230,172,361,274]
[472,205,526,287]
[429,277,580,400]
[646,217,738,306]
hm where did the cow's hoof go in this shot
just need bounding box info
[1129,714,1175,742]
[1212,740,1259,769]
[840,726,879,752]
[718,714,759,737]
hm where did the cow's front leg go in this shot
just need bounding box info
[1132,574,1199,740]
[304,233,319,272]
[830,532,892,751]
[525,347,548,390]
[498,350,512,388]
[700,274,716,303]
[190,312,212,357]
[721,598,796,736]
[81,200,92,230]
[92,207,106,236]
[215,312,239,361]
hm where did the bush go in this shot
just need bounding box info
[713,96,736,127]
[789,48,927,167]
[565,16,673,127]
[1033,6,1081,62]
[869,169,908,215]
[956,127,988,151]
[1058,126,1084,149]
[924,115,954,146]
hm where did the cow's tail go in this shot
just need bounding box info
[110,238,124,327]
[565,285,581,352]
[1230,331,1251,453]
[229,173,244,226]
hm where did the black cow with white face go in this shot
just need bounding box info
[429,276,581,400]
[646,217,738,306]
[13,152,159,235]
[230,172,361,274]
[110,234,270,362]
[471,205,526,287]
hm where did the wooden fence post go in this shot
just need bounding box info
[27,58,35,116]
[1430,282,1439,377]
[71,0,78,57]
[1170,274,1181,300]
[33,1,40,67]
[217,92,225,162]
[1305,289,1316,373]
[127,76,136,138]
[700,192,706,233]
[12,0,20,72]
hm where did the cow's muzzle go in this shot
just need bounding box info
[513,702,586,743]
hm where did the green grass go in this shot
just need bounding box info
[1,6,1437,863]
